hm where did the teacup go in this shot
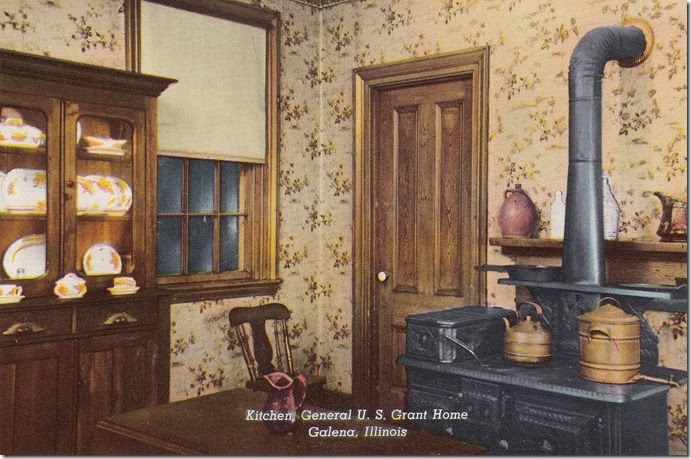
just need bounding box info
[0,284,22,296]
[113,276,136,289]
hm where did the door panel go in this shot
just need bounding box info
[0,341,76,455]
[375,78,476,410]
[76,330,159,453]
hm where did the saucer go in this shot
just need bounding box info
[56,292,85,300]
[107,286,140,296]
[0,294,24,304]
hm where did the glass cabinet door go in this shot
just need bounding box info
[64,102,145,290]
[0,93,60,297]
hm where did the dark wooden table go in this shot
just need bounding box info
[89,389,485,455]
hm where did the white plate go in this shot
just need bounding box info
[3,234,46,279]
[1,169,47,213]
[112,177,132,214]
[107,286,140,296]
[0,294,24,304]
[77,175,97,214]
[83,243,122,276]
[85,146,126,156]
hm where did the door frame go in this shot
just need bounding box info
[352,47,490,407]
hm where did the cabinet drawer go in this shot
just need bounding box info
[0,308,72,343]
[76,301,158,333]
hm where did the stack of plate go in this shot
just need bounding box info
[77,175,132,215]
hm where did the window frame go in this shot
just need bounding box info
[128,0,281,299]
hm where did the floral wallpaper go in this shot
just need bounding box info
[1,0,686,454]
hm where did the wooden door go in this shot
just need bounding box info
[76,330,159,453]
[0,340,76,455]
[374,77,482,410]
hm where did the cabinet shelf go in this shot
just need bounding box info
[77,214,132,221]
[0,212,46,220]
[0,145,47,156]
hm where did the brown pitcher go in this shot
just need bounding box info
[262,372,307,434]
[499,184,538,238]
[654,192,687,242]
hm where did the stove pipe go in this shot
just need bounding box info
[562,24,648,285]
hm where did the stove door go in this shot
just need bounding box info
[495,395,604,455]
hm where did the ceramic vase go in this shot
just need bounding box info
[499,184,538,238]
[550,191,566,239]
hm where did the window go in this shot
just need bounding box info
[157,157,243,278]
[129,0,280,297]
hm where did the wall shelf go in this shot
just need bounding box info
[490,237,687,255]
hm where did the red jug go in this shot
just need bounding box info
[262,372,307,434]
[499,184,538,238]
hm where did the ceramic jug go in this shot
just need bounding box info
[499,184,538,238]
[654,192,687,242]
[550,191,566,239]
[262,372,307,434]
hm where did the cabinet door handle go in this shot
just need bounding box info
[103,312,138,326]
[3,322,46,336]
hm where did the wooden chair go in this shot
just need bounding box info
[228,303,326,395]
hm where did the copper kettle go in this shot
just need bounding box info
[502,302,552,365]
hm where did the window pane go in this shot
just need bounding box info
[157,217,182,275]
[188,216,215,273]
[220,162,240,212]
[157,156,183,213]
[220,216,239,271]
[189,160,216,213]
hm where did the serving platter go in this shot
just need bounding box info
[3,233,46,279]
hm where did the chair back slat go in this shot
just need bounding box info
[228,303,293,387]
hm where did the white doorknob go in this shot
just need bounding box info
[377,271,389,282]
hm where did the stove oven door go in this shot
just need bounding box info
[495,393,605,455]
[407,371,502,446]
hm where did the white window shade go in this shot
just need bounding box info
[141,2,267,163]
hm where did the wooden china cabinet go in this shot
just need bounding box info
[0,49,175,454]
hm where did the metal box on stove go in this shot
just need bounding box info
[405,306,514,363]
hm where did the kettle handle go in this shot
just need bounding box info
[587,326,620,353]
[517,301,543,319]
[595,296,645,322]
[595,297,621,310]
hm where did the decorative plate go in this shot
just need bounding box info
[107,286,140,296]
[0,294,24,304]
[112,177,132,214]
[77,175,97,214]
[83,243,122,276]
[85,146,127,156]
[83,136,127,156]
[1,169,47,213]
[3,234,46,279]
[86,175,120,213]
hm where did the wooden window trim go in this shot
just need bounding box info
[131,0,281,296]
